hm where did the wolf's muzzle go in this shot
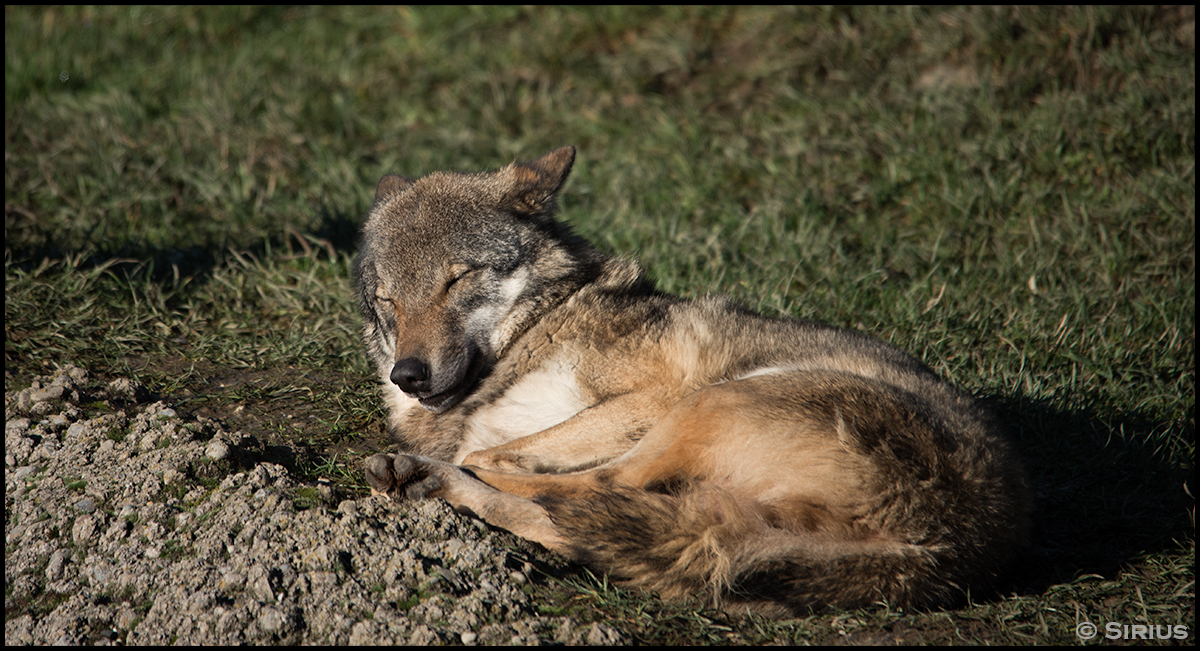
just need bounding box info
[391,358,430,394]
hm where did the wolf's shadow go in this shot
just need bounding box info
[987,391,1193,597]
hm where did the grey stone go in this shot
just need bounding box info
[4,366,613,645]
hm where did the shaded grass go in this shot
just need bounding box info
[6,5,1194,644]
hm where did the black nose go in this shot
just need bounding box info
[391,358,430,393]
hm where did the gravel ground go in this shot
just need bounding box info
[5,365,628,645]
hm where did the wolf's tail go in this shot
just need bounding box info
[536,482,1016,614]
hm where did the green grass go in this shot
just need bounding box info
[6,6,1194,644]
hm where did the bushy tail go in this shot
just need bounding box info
[536,484,988,615]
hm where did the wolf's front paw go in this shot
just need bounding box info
[364,454,394,495]
[364,453,443,500]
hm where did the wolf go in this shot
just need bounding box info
[354,146,1031,615]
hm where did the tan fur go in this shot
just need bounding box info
[355,146,1031,614]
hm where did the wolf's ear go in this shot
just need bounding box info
[501,146,576,214]
[375,174,415,202]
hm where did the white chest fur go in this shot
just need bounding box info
[453,358,590,463]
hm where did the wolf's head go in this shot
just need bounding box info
[354,146,602,413]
